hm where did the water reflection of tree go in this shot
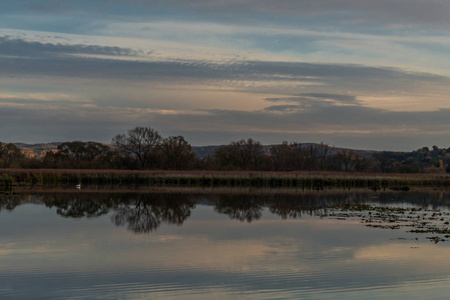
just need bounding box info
[43,194,113,218]
[4,191,450,229]
[269,196,324,219]
[214,195,264,222]
[376,192,450,209]
[213,193,373,222]
[269,194,377,219]
[0,195,21,212]
[111,194,196,233]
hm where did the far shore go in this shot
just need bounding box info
[1,169,450,190]
[1,168,450,177]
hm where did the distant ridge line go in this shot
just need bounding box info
[14,142,381,159]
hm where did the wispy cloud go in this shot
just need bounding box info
[0,36,143,58]
[0,1,449,149]
[2,36,446,86]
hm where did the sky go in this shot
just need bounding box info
[0,0,450,150]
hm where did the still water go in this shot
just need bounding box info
[1,189,450,299]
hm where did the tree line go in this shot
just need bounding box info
[1,126,450,173]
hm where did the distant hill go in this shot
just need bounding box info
[14,142,380,159]
[192,144,380,158]
[15,142,61,150]
[191,145,220,158]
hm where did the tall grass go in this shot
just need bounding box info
[1,169,450,191]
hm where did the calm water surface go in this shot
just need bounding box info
[1,190,450,299]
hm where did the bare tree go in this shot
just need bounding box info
[112,126,162,169]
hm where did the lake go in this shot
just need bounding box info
[1,189,450,299]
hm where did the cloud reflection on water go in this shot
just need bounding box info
[2,191,450,299]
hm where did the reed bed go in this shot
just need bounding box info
[1,169,450,191]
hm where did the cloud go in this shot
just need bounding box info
[297,93,358,104]
[7,0,450,20]
[266,94,360,108]
[143,98,450,148]
[264,105,300,112]
[0,35,449,150]
[140,0,450,26]
[196,106,449,131]
[1,94,449,149]
[1,36,448,89]
[0,36,142,58]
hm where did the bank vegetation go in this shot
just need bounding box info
[1,126,449,190]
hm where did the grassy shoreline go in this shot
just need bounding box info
[1,169,450,191]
